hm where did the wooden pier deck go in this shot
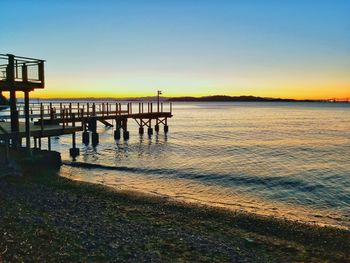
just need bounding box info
[0,122,82,139]
[0,101,173,156]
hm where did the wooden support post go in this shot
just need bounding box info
[155,118,160,132]
[38,61,45,87]
[148,119,153,136]
[50,104,54,120]
[122,118,129,140]
[164,117,169,133]
[48,136,51,151]
[87,103,90,116]
[62,109,66,129]
[93,103,96,116]
[170,102,172,114]
[38,138,42,149]
[70,113,80,157]
[24,91,31,155]
[8,54,20,148]
[40,103,44,132]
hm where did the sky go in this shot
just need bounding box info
[1,0,349,99]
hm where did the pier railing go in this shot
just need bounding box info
[0,101,172,122]
[0,54,45,89]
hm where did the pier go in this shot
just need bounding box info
[0,54,173,158]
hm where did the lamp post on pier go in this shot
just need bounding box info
[157,90,162,112]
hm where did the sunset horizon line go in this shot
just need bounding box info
[4,93,349,102]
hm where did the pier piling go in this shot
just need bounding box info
[92,132,99,146]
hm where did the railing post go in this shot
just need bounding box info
[62,109,66,129]
[24,91,31,155]
[38,61,45,87]
[40,103,44,132]
[22,63,28,82]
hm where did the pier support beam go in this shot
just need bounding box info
[155,124,159,133]
[92,132,99,146]
[70,132,80,157]
[24,91,31,155]
[123,130,130,140]
[8,55,20,148]
[82,131,90,145]
[114,129,121,140]
[48,136,51,151]
[164,118,169,133]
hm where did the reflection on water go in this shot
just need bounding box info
[47,102,349,229]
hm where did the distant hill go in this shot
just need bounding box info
[29,95,328,103]
[168,95,302,102]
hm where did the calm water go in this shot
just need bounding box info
[17,102,350,228]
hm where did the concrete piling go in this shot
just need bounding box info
[92,132,99,146]
[114,129,121,140]
[82,131,90,145]
[123,130,130,140]
[139,127,144,134]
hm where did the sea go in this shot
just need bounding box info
[3,101,350,229]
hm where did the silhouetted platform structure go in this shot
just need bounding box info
[0,53,173,158]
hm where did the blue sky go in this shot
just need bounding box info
[1,0,349,98]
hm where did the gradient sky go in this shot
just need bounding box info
[1,0,349,99]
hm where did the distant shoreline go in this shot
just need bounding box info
[11,95,349,103]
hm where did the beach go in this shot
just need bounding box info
[0,158,349,262]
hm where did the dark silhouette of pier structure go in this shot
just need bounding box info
[0,54,173,158]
